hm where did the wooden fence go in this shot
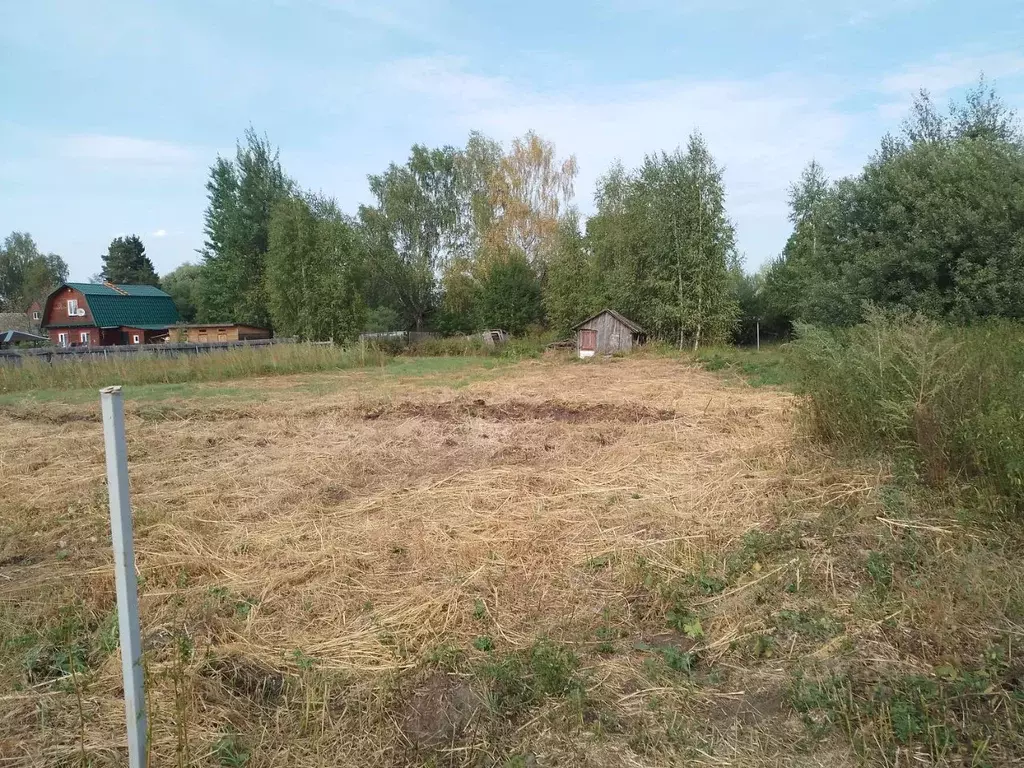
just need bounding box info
[0,337,296,367]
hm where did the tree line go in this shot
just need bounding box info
[4,77,1022,346]
[748,78,1024,340]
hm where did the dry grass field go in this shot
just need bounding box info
[2,354,1022,767]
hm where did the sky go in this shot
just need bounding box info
[3,0,1024,281]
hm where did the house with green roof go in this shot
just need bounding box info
[40,282,181,347]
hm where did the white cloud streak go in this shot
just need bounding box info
[62,134,196,167]
[880,52,1024,96]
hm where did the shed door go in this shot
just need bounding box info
[580,329,597,351]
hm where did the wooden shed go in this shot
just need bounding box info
[573,309,646,358]
[172,324,271,343]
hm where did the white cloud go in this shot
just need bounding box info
[62,134,196,167]
[880,52,1024,97]
[152,228,168,238]
[379,56,513,102]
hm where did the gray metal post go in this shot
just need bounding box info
[756,321,760,351]
[100,386,148,768]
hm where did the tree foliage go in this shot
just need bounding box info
[101,235,159,286]
[545,212,596,336]
[198,129,291,327]
[477,249,542,335]
[585,134,739,347]
[485,131,577,270]
[0,232,68,312]
[267,194,365,342]
[755,79,1024,332]
[160,263,202,323]
[358,145,461,331]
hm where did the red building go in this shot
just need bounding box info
[40,282,181,347]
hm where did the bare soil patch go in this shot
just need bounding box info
[359,397,676,423]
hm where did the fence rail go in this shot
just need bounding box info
[0,337,296,367]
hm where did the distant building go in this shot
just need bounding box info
[40,282,180,347]
[0,312,38,335]
[172,324,271,343]
[573,309,646,358]
[0,329,48,349]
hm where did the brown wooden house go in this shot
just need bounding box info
[573,309,646,358]
[40,282,180,347]
[171,324,271,343]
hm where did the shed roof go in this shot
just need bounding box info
[571,308,645,334]
[0,329,48,344]
[44,283,180,329]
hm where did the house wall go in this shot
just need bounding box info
[47,327,101,346]
[43,286,97,329]
[46,326,167,347]
[577,312,635,356]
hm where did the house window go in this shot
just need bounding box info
[80,331,90,345]
[32,311,40,321]
[580,329,597,351]
[218,330,227,341]
[132,334,141,344]
[67,299,78,316]
[58,332,68,347]
[198,331,208,343]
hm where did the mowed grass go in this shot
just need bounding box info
[2,354,1023,766]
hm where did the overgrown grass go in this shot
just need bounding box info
[0,335,549,394]
[792,310,1024,509]
[0,343,388,393]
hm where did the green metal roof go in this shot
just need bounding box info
[46,283,180,329]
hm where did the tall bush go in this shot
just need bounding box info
[792,310,1024,506]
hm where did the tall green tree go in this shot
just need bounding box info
[358,145,460,331]
[0,232,68,311]
[101,235,159,285]
[160,263,202,322]
[198,129,291,327]
[267,193,365,342]
[586,135,738,347]
[778,80,1024,326]
[478,250,542,335]
[545,211,597,336]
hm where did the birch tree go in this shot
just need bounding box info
[485,131,578,269]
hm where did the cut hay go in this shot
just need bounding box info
[8,356,1011,766]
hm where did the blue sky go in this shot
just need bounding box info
[3,0,1024,280]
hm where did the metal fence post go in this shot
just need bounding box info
[100,386,148,768]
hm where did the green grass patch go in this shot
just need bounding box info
[693,344,796,388]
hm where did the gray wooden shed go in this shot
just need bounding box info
[572,309,646,358]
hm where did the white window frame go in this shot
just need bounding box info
[67,299,78,316]
[58,332,68,347]
[80,331,90,345]
[132,334,141,344]
[32,310,40,321]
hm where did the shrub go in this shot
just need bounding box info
[792,309,1024,508]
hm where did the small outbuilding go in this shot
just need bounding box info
[572,309,646,358]
[171,324,271,343]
